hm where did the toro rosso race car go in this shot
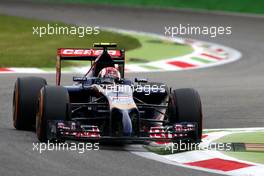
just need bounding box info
[13,43,203,144]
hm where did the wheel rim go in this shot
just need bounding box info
[36,89,44,140]
[13,83,19,128]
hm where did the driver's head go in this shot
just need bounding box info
[98,67,121,82]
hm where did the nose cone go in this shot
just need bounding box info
[112,108,138,137]
[121,110,132,136]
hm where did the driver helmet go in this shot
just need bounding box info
[98,67,121,82]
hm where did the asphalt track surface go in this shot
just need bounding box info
[0,1,264,176]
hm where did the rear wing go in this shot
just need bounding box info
[56,47,125,85]
[57,48,124,60]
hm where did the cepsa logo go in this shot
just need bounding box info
[59,49,121,57]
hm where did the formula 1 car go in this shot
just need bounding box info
[13,43,203,144]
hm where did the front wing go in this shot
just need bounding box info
[47,120,200,143]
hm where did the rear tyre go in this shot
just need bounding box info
[13,77,47,130]
[36,86,70,142]
[166,88,203,141]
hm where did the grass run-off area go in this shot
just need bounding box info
[0,15,139,67]
[0,15,192,68]
[145,131,264,164]
[225,152,264,165]
[216,132,264,143]
[57,0,264,14]
[216,132,264,164]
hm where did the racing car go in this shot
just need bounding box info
[13,43,203,144]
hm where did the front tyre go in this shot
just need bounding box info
[36,86,70,142]
[13,77,47,130]
[166,88,203,141]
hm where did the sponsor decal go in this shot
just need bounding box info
[58,49,121,57]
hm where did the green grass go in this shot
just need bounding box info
[144,145,173,155]
[0,15,140,67]
[216,132,264,143]
[55,0,264,14]
[215,132,264,164]
[224,152,264,164]
[126,35,192,63]
[0,14,192,68]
